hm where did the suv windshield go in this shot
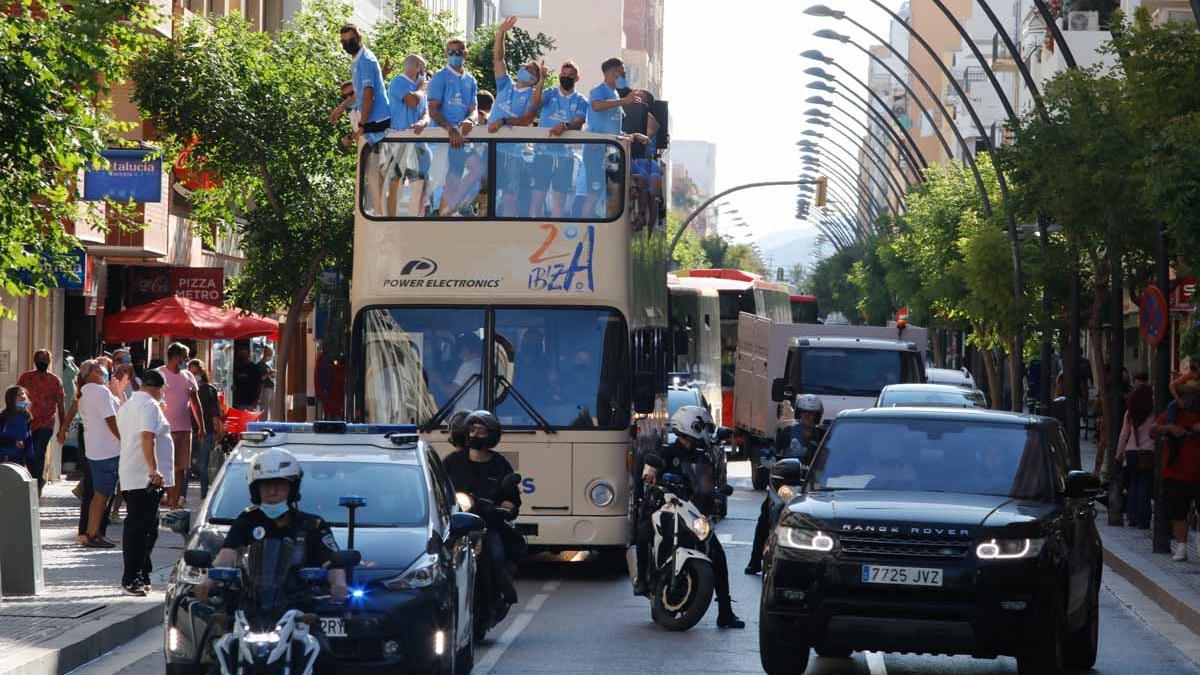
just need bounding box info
[809,418,1052,501]
[799,348,923,397]
[208,460,428,527]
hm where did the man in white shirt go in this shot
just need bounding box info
[78,359,121,548]
[116,369,173,596]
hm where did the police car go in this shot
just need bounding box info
[161,422,482,674]
[759,407,1103,675]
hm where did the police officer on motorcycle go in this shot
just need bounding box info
[195,447,347,603]
[639,406,745,629]
[745,394,824,575]
[443,410,522,604]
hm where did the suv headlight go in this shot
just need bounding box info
[385,553,444,590]
[975,538,1046,560]
[692,516,711,541]
[777,526,836,552]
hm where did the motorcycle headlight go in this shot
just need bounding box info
[589,481,615,507]
[777,485,796,503]
[777,526,836,552]
[692,516,712,541]
[455,492,474,512]
[975,538,1045,560]
[385,553,444,590]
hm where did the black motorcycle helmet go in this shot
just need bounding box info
[464,410,502,450]
[448,410,470,449]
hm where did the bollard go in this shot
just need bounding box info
[0,462,44,595]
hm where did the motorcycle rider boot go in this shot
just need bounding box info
[716,598,746,629]
[743,558,762,575]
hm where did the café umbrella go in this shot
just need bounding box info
[103,295,278,342]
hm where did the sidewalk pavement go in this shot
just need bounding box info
[0,480,195,675]
[1081,440,1200,641]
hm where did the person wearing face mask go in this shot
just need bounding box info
[75,359,122,548]
[530,60,588,218]
[17,349,66,494]
[582,57,646,218]
[0,386,34,467]
[195,447,346,604]
[115,369,173,595]
[429,37,480,213]
[442,410,521,603]
[337,23,390,216]
[484,17,546,217]
[383,54,433,216]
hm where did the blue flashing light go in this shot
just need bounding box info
[246,422,419,435]
[351,588,365,600]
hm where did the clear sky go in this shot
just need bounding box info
[662,0,906,268]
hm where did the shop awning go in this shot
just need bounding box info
[103,295,278,342]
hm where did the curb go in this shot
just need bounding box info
[0,596,162,675]
[1102,538,1200,639]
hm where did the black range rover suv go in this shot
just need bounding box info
[759,407,1103,675]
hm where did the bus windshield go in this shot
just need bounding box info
[358,138,626,222]
[358,306,630,429]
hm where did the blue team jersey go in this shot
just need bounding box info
[428,66,479,128]
[586,83,623,134]
[488,74,537,123]
[536,87,588,156]
[387,74,427,130]
[352,46,390,127]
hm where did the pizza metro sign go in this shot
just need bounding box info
[127,266,224,307]
[1140,285,1168,348]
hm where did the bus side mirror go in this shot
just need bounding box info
[633,372,656,414]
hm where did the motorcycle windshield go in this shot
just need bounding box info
[242,538,306,613]
[679,459,716,513]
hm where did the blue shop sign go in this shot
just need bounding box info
[84,149,162,202]
[54,249,88,290]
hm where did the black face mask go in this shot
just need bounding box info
[468,436,490,450]
[341,39,360,56]
[35,361,49,372]
[559,76,576,91]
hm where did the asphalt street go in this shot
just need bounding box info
[68,462,1200,675]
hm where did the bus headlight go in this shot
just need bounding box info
[777,526,835,552]
[975,538,1045,560]
[692,516,712,541]
[588,481,615,507]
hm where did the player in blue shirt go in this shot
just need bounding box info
[530,60,588,218]
[428,37,480,215]
[339,24,390,216]
[485,17,545,217]
[582,57,645,219]
[383,54,432,216]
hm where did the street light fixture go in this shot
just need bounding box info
[805,108,918,185]
[797,145,886,224]
[804,115,910,202]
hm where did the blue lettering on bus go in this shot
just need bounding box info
[520,477,536,494]
[527,224,595,292]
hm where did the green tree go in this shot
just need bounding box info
[699,236,760,273]
[370,0,457,74]
[132,1,355,420]
[808,246,867,324]
[467,21,556,97]
[667,211,709,270]
[0,0,157,316]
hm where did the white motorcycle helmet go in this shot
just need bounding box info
[670,405,715,443]
[795,394,824,423]
[247,447,304,505]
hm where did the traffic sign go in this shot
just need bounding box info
[1140,286,1168,348]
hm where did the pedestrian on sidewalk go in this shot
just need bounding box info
[75,360,122,549]
[16,349,66,495]
[1118,383,1155,529]
[1151,391,1200,562]
[116,369,172,596]
[158,343,202,510]
[0,385,33,466]
[258,346,276,421]
[188,359,223,498]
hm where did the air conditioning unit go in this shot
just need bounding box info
[499,0,541,18]
[1067,11,1099,32]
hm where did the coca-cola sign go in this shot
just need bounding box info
[127,266,224,307]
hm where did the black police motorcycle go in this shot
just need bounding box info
[456,473,526,642]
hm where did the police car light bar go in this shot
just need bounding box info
[245,422,420,436]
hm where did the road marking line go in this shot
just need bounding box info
[866,651,888,675]
[474,581,560,675]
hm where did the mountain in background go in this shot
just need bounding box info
[756,229,826,272]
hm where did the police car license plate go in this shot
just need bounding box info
[319,617,347,638]
[862,564,942,587]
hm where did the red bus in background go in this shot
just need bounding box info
[669,269,793,430]
[790,294,820,324]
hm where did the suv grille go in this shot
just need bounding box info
[839,532,972,561]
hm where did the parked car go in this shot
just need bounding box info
[876,383,988,409]
[926,366,977,389]
[161,422,480,674]
[759,407,1103,675]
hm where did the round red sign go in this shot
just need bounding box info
[1140,286,1168,348]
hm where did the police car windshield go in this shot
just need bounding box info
[208,461,428,527]
[808,419,1053,501]
[667,388,700,416]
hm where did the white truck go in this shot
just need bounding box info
[732,314,928,489]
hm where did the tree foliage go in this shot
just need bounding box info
[666,210,709,270]
[0,0,157,316]
[699,236,761,274]
[466,21,556,97]
[131,0,356,419]
[370,0,457,75]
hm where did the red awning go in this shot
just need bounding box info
[103,295,278,342]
